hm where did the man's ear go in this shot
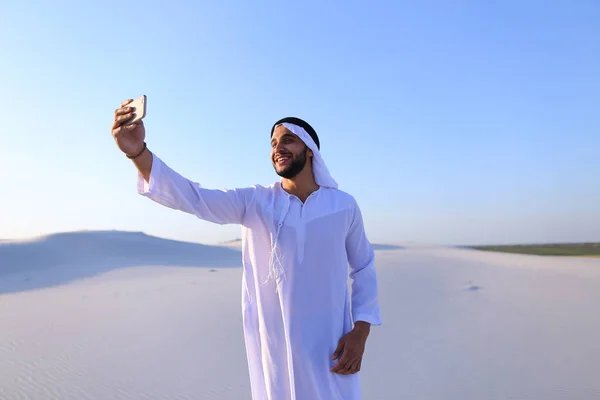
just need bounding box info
[308,149,314,158]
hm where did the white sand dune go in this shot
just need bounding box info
[1,231,599,399]
[0,231,242,295]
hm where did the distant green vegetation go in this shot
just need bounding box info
[467,242,600,256]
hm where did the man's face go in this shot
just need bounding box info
[270,125,312,179]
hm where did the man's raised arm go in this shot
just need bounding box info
[112,99,252,226]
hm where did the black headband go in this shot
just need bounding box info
[270,117,320,150]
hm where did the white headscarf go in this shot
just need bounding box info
[264,122,338,290]
[279,122,338,189]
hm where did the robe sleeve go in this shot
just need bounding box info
[346,198,382,326]
[137,154,253,225]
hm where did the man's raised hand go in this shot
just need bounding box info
[112,99,146,157]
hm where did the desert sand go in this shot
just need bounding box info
[1,231,599,399]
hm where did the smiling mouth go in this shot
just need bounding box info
[275,154,291,164]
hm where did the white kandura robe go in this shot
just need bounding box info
[137,152,382,400]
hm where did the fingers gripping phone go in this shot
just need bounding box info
[124,95,147,126]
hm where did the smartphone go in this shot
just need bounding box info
[124,95,147,126]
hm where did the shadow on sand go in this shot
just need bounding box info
[372,244,404,251]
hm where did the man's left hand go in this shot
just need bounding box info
[330,321,371,375]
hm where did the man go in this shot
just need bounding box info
[111,99,382,400]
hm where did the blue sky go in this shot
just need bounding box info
[1,0,599,246]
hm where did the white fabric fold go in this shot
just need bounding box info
[280,122,338,189]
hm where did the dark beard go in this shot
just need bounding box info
[274,147,308,179]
